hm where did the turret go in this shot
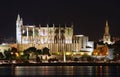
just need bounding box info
[16,14,23,44]
[16,14,23,27]
[105,20,109,35]
[16,14,20,26]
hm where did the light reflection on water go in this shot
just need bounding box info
[0,66,119,76]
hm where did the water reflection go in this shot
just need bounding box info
[0,66,119,76]
[0,66,14,76]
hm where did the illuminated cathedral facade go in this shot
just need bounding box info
[16,14,93,53]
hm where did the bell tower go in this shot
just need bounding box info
[103,20,111,44]
[16,14,23,44]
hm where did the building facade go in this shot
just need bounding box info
[16,14,93,53]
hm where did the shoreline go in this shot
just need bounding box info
[0,62,120,66]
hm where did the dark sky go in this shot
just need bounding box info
[0,0,120,41]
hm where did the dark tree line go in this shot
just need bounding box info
[113,40,120,60]
[0,47,18,60]
[0,46,51,62]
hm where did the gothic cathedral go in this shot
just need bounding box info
[16,14,91,53]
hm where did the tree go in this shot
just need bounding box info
[24,49,30,55]
[11,47,18,59]
[23,47,37,60]
[113,41,120,60]
[4,49,11,60]
[11,47,17,53]
[23,49,30,60]
[36,56,41,63]
[24,47,37,55]
[21,54,30,61]
[113,41,120,55]
[28,47,36,52]
[36,49,42,55]
[0,52,4,59]
[25,47,37,55]
[42,47,51,56]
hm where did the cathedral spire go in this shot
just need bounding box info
[17,14,20,21]
[16,14,23,26]
[106,20,108,27]
[103,20,111,44]
[105,20,109,35]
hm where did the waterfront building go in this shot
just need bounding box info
[93,20,115,59]
[92,44,108,59]
[16,14,93,55]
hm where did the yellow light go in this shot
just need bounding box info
[66,52,71,55]
[11,52,13,55]
[95,52,98,55]
[80,52,84,55]
[87,52,91,56]
[15,53,19,57]
[106,52,108,55]
[73,52,76,55]
[20,52,24,55]
[57,52,60,55]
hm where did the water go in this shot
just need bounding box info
[0,65,120,77]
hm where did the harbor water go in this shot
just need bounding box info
[0,65,119,77]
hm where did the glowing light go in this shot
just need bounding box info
[95,52,98,55]
[80,52,84,55]
[42,55,47,60]
[15,53,19,57]
[75,35,84,37]
[87,52,92,56]
[20,52,24,55]
[11,52,13,55]
[73,52,76,55]
[1,43,8,45]
[66,52,71,55]
[22,30,25,34]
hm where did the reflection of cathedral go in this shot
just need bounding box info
[16,14,93,53]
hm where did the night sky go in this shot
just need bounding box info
[0,0,120,41]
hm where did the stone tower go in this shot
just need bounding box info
[16,14,23,44]
[103,20,111,44]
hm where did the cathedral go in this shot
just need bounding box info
[16,14,93,53]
